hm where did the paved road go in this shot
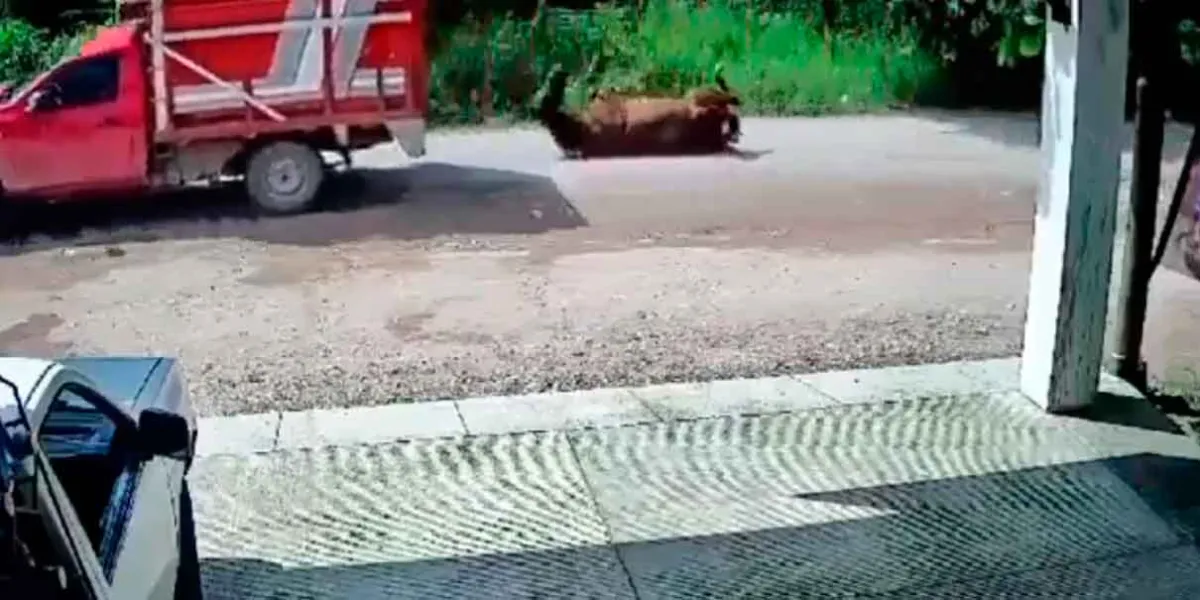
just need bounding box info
[0,112,1197,415]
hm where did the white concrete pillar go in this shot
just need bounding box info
[1021,0,1130,412]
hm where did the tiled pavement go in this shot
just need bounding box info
[191,358,1200,599]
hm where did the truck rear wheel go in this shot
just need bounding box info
[245,141,325,215]
[0,189,26,245]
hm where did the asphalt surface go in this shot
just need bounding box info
[0,112,1198,415]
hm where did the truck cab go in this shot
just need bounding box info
[0,0,429,216]
[0,25,151,200]
[1,357,201,599]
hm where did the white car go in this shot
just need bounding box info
[1,357,200,599]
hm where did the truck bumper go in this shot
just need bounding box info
[387,119,426,159]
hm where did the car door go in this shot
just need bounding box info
[4,52,143,194]
[28,444,112,599]
[33,375,181,600]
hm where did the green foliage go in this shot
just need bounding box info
[1181,19,1200,66]
[0,0,109,87]
[6,0,1200,124]
[0,18,78,86]
[429,0,942,125]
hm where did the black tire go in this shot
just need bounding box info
[0,188,15,241]
[174,480,204,600]
[244,141,325,215]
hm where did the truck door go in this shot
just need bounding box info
[34,377,181,600]
[5,52,144,194]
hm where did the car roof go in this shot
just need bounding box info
[0,357,54,485]
[0,357,56,404]
[78,22,140,58]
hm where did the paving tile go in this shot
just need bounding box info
[274,401,466,450]
[796,361,992,405]
[572,404,1184,598]
[455,387,657,435]
[196,412,281,456]
[192,432,632,600]
[634,376,837,420]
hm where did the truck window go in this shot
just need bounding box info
[35,384,130,572]
[43,55,120,110]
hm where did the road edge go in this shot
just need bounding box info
[195,357,1037,457]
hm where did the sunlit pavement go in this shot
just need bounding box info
[189,359,1200,599]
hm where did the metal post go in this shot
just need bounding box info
[1021,0,1130,413]
[1112,76,1165,389]
[1107,0,1170,390]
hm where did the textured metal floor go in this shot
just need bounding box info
[191,391,1200,599]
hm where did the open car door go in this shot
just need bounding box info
[32,371,183,599]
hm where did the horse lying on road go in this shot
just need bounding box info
[537,68,742,159]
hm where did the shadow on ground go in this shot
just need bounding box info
[0,163,586,255]
[919,110,1196,161]
[197,452,1200,599]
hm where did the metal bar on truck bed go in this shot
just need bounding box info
[161,13,412,43]
[321,0,335,116]
[151,0,169,133]
[376,67,386,112]
[147,34,287,122]
[242,80,255,123]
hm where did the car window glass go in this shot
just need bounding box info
[35,384,127,563]
[39,387,118,458]
[44,55,120,110]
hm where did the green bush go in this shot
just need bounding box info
[428,0,943,125]
[0,17,95,88]
[8,0,1200,124]
[0,18,53,86]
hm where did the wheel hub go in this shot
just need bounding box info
[266,158,305,196]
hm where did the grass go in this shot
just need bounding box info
[1,0,942,125]
[428,0,944,126]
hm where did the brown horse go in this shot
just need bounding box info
[588,72,742,146]
[537,68,741,159]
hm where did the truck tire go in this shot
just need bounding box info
[0,193,27,247]
[0,187,13,241]
[245,141,325,215]
[174,480,204,600]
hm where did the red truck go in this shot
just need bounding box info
[0,0,428,216]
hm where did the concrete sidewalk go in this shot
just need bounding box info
[190,359,1200,599]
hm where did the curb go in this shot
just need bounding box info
[195,357,1031,457]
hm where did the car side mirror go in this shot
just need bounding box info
[137,408,191,459]
[0,83,12,103]
[26,88,58,113]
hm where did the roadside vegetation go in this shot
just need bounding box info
[0,0,1053,126]
[0,0,1198,126]
[427,0,943,125]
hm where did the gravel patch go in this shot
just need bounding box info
[186,308,1020,416]
[0,231,1031,418]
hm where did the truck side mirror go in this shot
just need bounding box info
[25,87,59,113]
[137,408,191,459]
[26,90,47,113]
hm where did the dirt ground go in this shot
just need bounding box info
[1,113,1197,416]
